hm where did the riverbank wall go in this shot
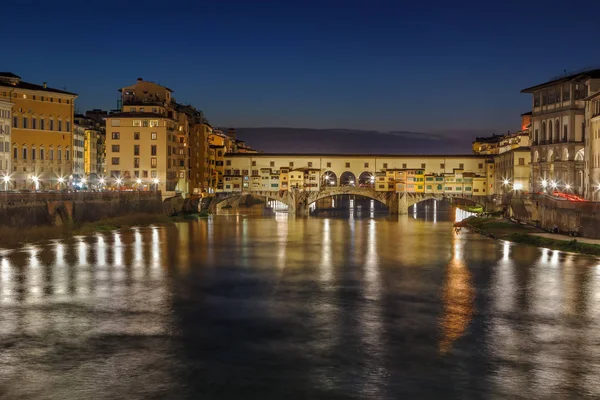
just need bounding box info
[0,192,164,228]
[509,195,600,239]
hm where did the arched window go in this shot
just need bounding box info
[541,121,546,143]
[548,122,553,143]
[555,120,560,143]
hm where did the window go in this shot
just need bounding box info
[308,162,313,167]
[22,148,27,159]
[326,162,332,168]
[112,132,120,139]
[40,149,44,160]
[40,119,45,130]
[32,149,36,160]
[269,161,275,167]
[151,145,157,156]
[66,150,70,161]
[345,162,350,168]
[151,132,157,140]
[133,145,140,156]
[112,157,120,165]
[227,160,232,166]
[518,158,525,165]
[150,120,159,127]
[289,162,294,167]
[58,120,62,131]
[152,108,158,113]
[242,169,249,176]
[58,98,61,104]
[131,107,136,112]
[459,163,464,169]
[134,132,140,140]
[13,147,17,159]
[382,163,388,169]
[111,119,120,127]
[133,120,142,127]
[58,149,62,160]
[440,163,445,169]
[112,145,120,152]
[134,158,140,168]
[402,163,407,169]
[12,116,17,128]
[66,121,71,132]
[31,118,37,129]
[49,149,54,160]
[421,163,426,169]
[251,161,256,166]
[22,117,28,129]
[142,120,149,127]
[151,158,157,168]
[134,170,140,178]
[143,171,148,178]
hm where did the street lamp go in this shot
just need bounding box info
[550,181,558,190]
[153,178,159,191]
[32,176,39,191]
[513,182,524,191]
[116,178,122,190]
[541,179,547,190]
[565,183,571,191]
[2,175,10,191]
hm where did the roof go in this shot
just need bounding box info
[584,91,600,101]
[225,153,489,158]
[521,68,600,93]
[106,112,175,120]
[521,111,533,116]
[0,73,77,96]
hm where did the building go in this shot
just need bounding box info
[0,99,12,185]
[74,114,105,181]
[72,122,85,182]
[222,153,491,195]
[521,69,600,195]
[585,88,600,200]
[493,147,531,196]
[473,113,531,155]
[105,78,186,193]
[0,72,77,189]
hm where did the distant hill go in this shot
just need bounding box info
[230,127,482,154]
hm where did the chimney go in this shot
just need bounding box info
[43,82,47,89]
[137,77,143,83]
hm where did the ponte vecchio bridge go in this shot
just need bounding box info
[213,153,495,215]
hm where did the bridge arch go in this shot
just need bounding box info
[358,171,374,187]
[321,171,338,187]
[339,171,356,187]
[305,187,394,210]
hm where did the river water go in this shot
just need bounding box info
[1,201,600,399]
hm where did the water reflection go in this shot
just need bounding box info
[0,216,599,398]
[439,231,474,354]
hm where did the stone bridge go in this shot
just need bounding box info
[211,187,490,215]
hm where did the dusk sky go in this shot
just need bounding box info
[5,0,600,141]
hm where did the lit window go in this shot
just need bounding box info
[112,157,120,165]
[151,132,157,140]
[133,120,142,127]
[149,120,159,127]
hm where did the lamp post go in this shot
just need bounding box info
[57,176,64,191]
[99,177,105,191]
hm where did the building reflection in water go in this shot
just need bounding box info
[275,212,288,269]
[439,231,474,354]
[319,218,332,282]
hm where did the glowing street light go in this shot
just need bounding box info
[550,181,558,189]
[99,177,105,185]
[2,175,10,191]
[541,179,548,188]
[502,179,510,186]
[31,175,40,191]
[136,178,142,185]
[513,182,524,191]
[116,178,122,187]
[565,183,571,191]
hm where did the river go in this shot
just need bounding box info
[1,201,600,399]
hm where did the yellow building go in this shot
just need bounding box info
[0,99,12,183]
[0,72,77,189]
[106,78,201,194]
